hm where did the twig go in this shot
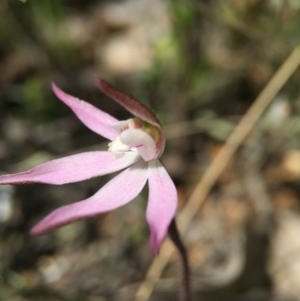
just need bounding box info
[134,46,300,301]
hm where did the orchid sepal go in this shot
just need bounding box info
[95,76,161,128]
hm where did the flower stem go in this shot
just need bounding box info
[168,218,192,301]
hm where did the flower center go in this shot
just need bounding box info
[108,118,162,160]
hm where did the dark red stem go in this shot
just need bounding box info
[168,218,192,301]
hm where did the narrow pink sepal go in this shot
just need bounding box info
[52,83,118,140]
[146,160,177,253]
[0,152,140,185]
[30,161,149,235]
[120,129,157,162]
[95,76,161,128]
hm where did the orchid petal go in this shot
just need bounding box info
[146,160,177,253]
[52,83,118,140]
[120,129,157,161]
[95,77,161,128]
[0,152,140,185]
[30,161,148,235]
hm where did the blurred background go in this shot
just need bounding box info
[1,0,300,300]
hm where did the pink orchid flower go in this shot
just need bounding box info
[0,77,177,253]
